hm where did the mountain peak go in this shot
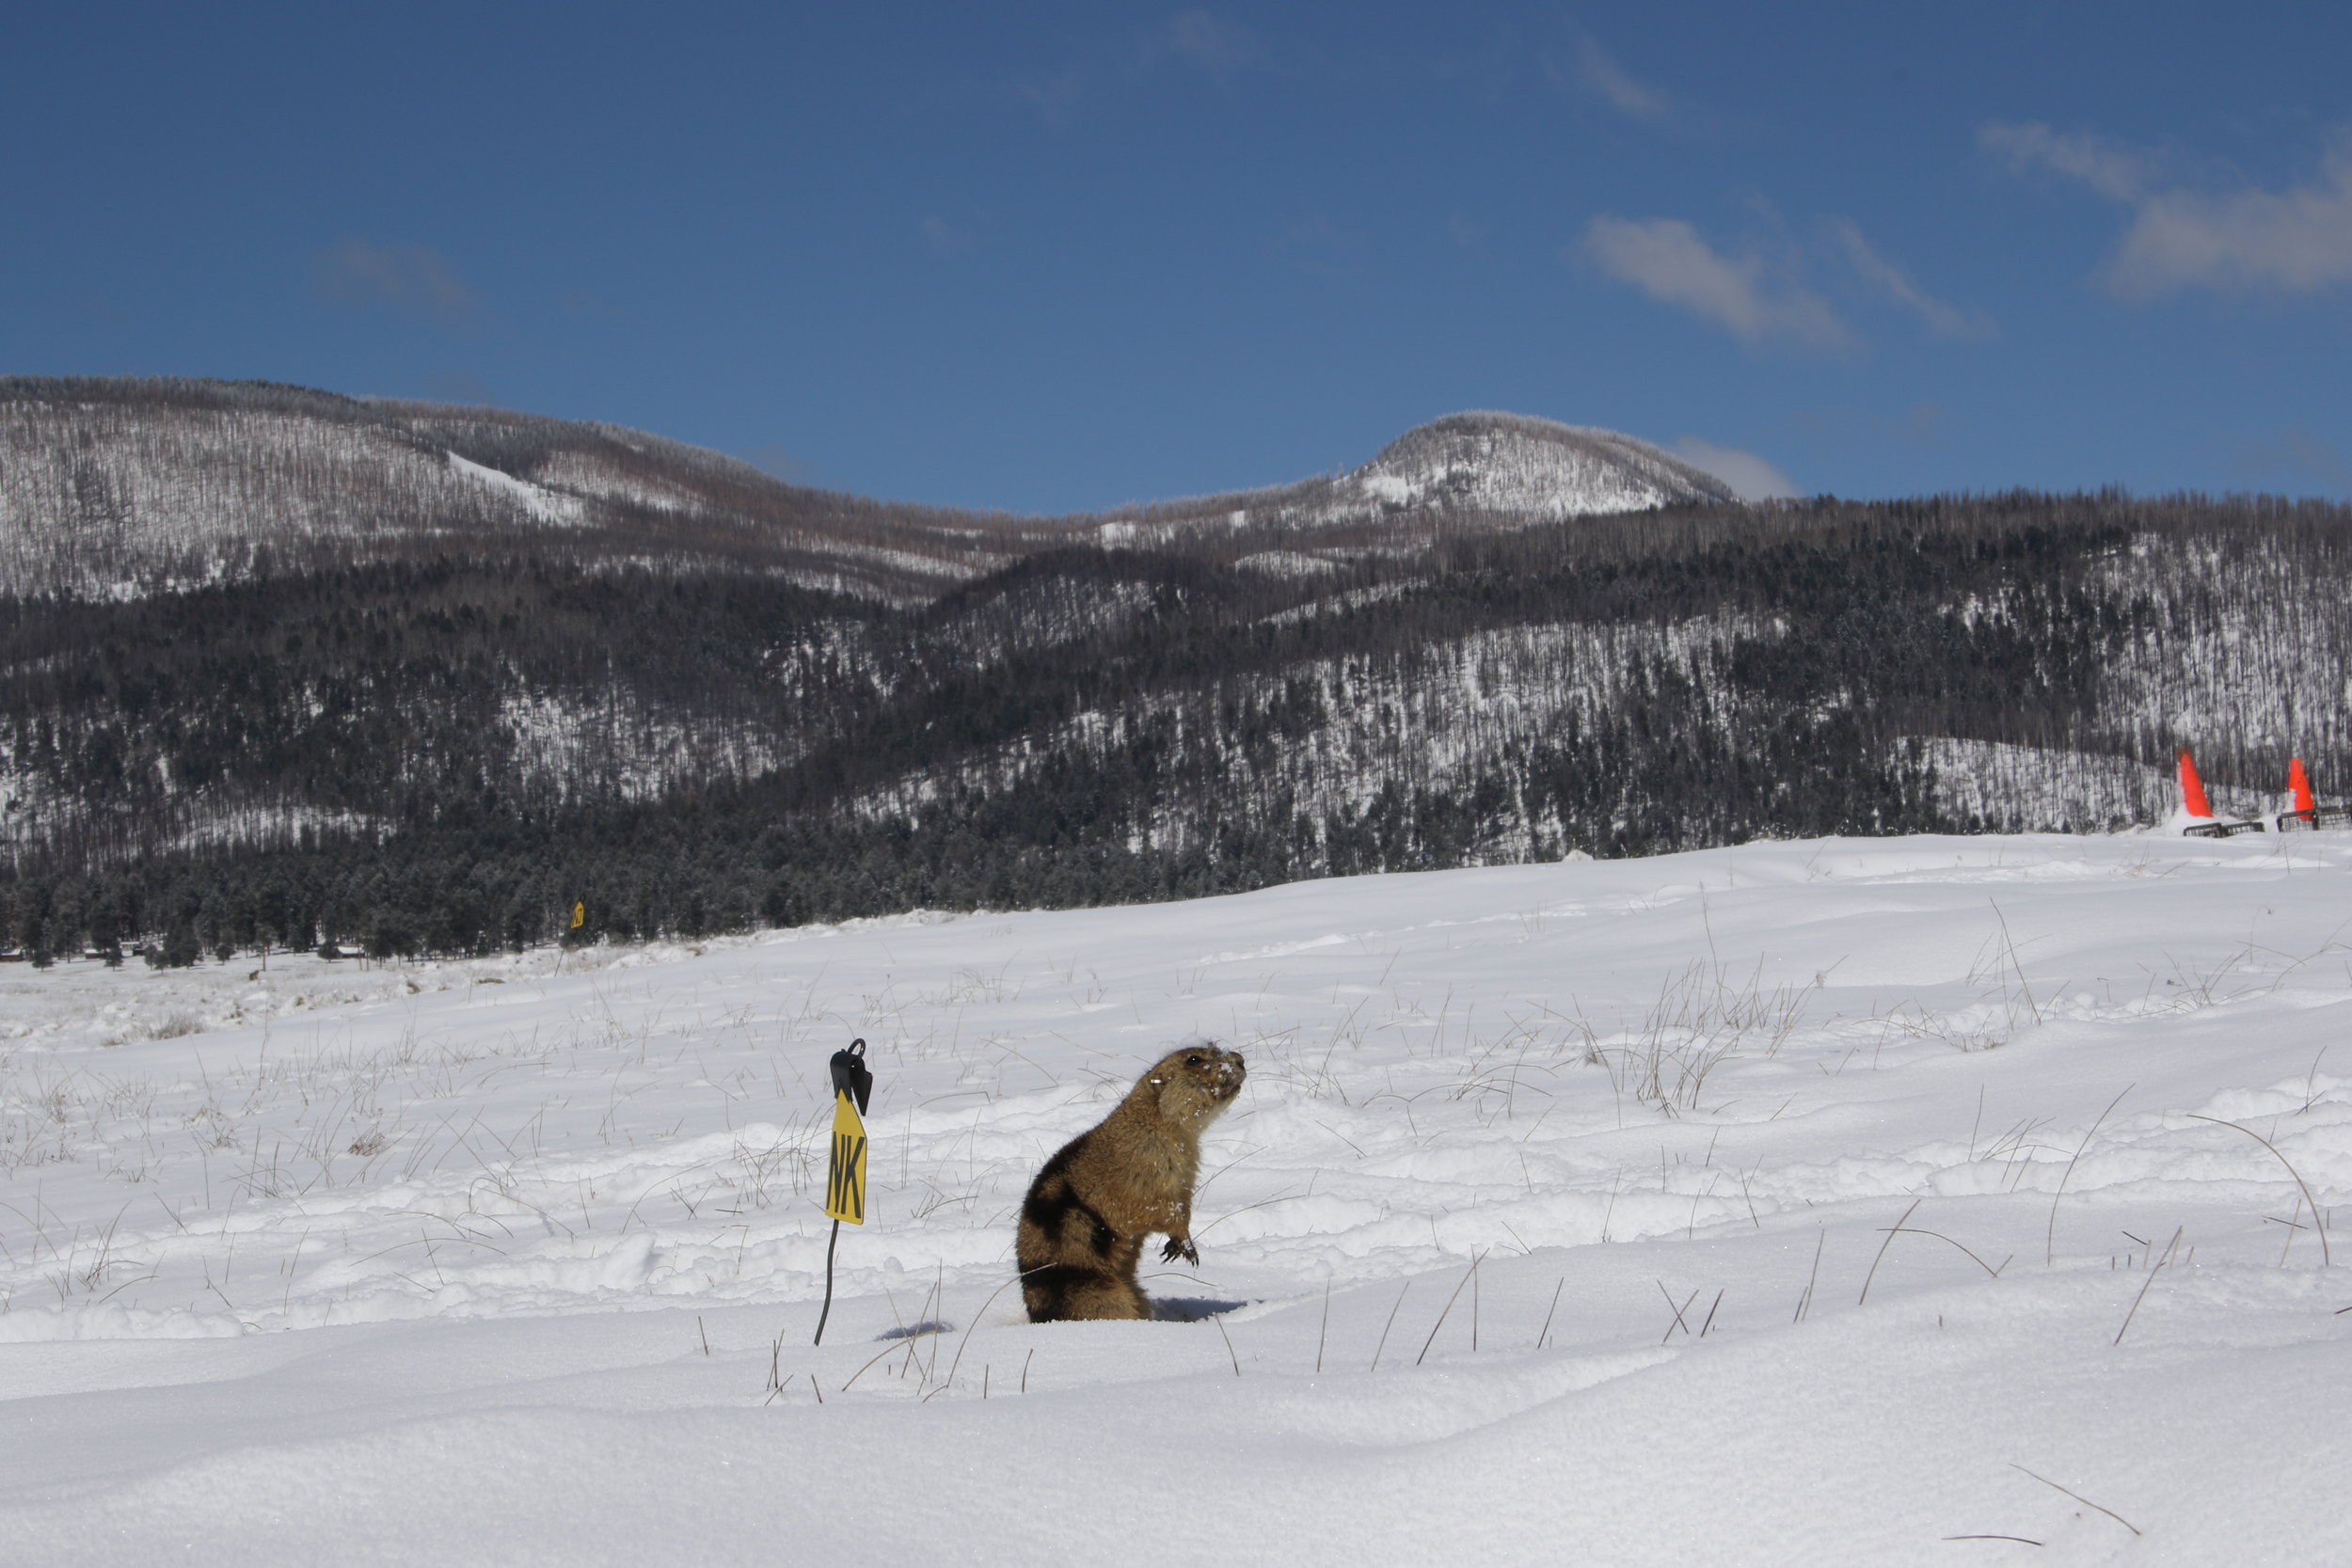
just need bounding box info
[1348,411,1738,517]
[0,377,1743,603]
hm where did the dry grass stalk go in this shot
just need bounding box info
[2045,1086,2134,1266]
[2186,1114,2332,1267]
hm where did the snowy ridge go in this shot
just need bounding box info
[0,381,1740,605]
[1336,410,1737,522]
[1090,411,1736,551]
[0,397,549,597]
[0,380,1025,605]
[1,835,2347,1562]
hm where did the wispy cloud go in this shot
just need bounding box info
[1154,9,1265,82]
[1011,65,1091,124]
[316,241,480,327]
[1669,436,1799,500]
[2225,427,2349,490]
[1564,36,1669,121]
[2110,157,2352,298]
[1829,220,1995,338]
[1015,9,1264,119]
[919,214,973,255]
[1982,122,2352,298]
[1581,216,1853,352]
[1979,121,2153,201]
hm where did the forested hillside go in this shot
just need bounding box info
[1,381,2345,961]
[0,378,1728,603]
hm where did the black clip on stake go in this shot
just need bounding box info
[830,1037,873,1115]
[814,1038,871,1346]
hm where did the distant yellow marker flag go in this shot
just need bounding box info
[570,901,585,930]
[824,1089,868,1225]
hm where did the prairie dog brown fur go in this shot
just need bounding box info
[1016,1042,1247,1323]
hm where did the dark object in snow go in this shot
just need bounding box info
[1016,1043,1246,1323]
[829,1037,873,1115]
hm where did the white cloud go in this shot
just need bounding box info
[2107,155,2352,297]
[1569,37,1669,120]
[1581,216,1854,352]
[1979,121,2151,201]
[1669,437,1800,501]
[1983,121,2352,298]
[1829,220,1995,338]
[316,241,480,327]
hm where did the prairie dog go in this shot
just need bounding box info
[1016,1043,1247,1323]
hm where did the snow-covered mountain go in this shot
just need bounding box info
[1091,411,1733,556]
[0,378,1737,602]
[7,373,2350,973]
[1332,410,1734,519]
[0,378,1012,603]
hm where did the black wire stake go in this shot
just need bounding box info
[814,1215,843,1347]
[812,1038,872,1348]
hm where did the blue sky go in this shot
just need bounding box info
[5,3,2348,511]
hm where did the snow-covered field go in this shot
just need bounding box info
[2,833,2348,1565]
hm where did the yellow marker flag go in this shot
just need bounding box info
[570,901,585,929]
[824,1091,868,1225]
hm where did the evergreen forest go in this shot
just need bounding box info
[8,481,2348,963]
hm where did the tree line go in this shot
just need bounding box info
[4,486,2348,963]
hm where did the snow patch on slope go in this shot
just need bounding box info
[444,451,585,525]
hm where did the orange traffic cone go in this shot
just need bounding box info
[2178,751,2215,818]
[2288,757,2315,814]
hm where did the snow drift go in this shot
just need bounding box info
[1,832,2347,1563]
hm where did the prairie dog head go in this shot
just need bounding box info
[1136,1042,1247,1131]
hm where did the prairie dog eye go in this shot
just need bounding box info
[1186,1054,1204,1066]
